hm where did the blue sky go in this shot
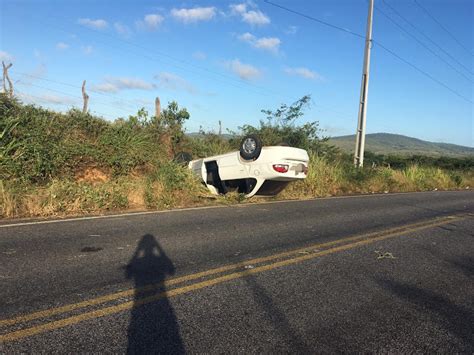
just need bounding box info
[1,0,473,146]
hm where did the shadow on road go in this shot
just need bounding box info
[376,277,474,352]
[243,274,312,353]
[125,234,185,354]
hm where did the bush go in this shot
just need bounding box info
[1,93,472,219]
[231,95,338,157]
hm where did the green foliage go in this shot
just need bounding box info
[0,95,173,182]
[99,120,153,176]
[234,95,337,156]
[183,129,233,158]
[2,93,473,219]
[152,101,190,149]
[363,151,474,170]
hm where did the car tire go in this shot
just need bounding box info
[239,134,262,161]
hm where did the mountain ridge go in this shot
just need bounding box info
[328,133,473,157]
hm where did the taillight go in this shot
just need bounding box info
[273,164,289,173]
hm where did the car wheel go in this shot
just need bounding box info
[239,134,262,161]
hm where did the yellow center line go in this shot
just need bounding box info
[0,215,464,328]
[0,215,466,343]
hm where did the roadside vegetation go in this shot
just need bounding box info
[1,93,472,218]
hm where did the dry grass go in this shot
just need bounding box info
[279,154,472,201]
[1,158,472,219]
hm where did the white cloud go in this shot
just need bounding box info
[242,10,270,25]
[77,18,108,30]
[92,77,156,93]
[134,98,154,106]
[238,32,281,53]
[33,49,42,59]
[230,3,247,14]
[30,63,48,78]
[82,45,93,55]
[285,25,298,35]
[143,14,164,29]
[0,50,13,62]
[135,14,164,31]
[254,37,280,51]
[171,7,216,23]
[238,32,255,42]
[15,64,48,87]
[284,67,323,80]
[224,59,261,80]
[92,82,117,92]
[155,72,198,94]
[114,22,132,37]
[56,42,69,50]
[18,92,77,106]
[230,3,270,26]
[192,51,207,60]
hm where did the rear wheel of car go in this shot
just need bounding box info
[239,134,262,161]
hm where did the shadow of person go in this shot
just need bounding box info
[125,234,185,354]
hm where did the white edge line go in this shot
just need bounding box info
[0,190,468,229]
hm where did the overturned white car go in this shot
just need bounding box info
[187,135,309,197]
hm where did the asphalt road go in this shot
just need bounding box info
[1,191,473,353]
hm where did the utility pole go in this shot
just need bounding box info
[82,80,89,114]
[155,97,161,120]
[354,0,374,167]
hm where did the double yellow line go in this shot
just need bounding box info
[0,214,466,343]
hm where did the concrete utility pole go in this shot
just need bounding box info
[354,0,374,167]
[155,97,161,120]
[82,80,89,114]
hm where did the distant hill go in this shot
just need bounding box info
[328,133,474,157]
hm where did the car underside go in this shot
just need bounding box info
[187,135,309,198]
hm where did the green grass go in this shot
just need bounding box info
[1,94,472,219]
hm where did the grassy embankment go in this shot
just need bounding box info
[1,94,472,218]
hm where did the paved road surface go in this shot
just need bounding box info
[1,191,473,353]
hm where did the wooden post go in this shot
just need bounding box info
[82,80,89,113]
[155,97,161,120]
[218,120,222,136]
[2,61,13,98]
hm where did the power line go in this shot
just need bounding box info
[413,0,474,57]
[28,16,288,101]
[375,5,473,83]
[14,70,355,124]
[16,89,112,118]
[263,0,365,39]
[15,14,359,125]
[383,0,473,75]
[373,40,473,104]
[16,82,136,115]
[17,87,214,128]
[264,1,472,104]
[15,71,144,109]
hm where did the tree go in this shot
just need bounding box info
[237,95,333,154]
[150,101,190,157]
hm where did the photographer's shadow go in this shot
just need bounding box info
[125,234,185,354]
